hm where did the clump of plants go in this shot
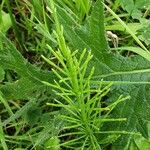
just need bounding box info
[41,1,132,149]
[1,0,150,149]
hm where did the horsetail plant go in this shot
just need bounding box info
[41,0,136,149]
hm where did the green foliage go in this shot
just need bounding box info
[0,0,150,149]
[44,136,60,150]
[120,0,150,19]
[24,104,42,126]
[53,0,150,149]
[0,119,8,150]
[129,135,150,150]
[129,122,150,150]
[0,10,12,33]
[41,0,134,149]
[55,0,91,21]
[138,19,150,46]
[0,66,5,81]
[0,34,54,100]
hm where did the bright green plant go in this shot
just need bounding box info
[0,10,12,33]
[53,0,150,149]
[1,0,150,149]
[120,0,150,19]
[41,1,135,149]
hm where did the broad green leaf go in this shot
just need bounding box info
[24,104,42,126]
[0,34,54,99]
[129,121,150,150]
[137,19,150,46]
[0,11,12,33]
[56,0,108,56]
[129,135,150,150]
[105,22,142,33]
[55,0,150,149]
[120,0,150,19]
[135,0,150,8]
[44,136,60,150]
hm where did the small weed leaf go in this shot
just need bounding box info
[0,10,12,33]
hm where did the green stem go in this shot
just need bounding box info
[5,0,23,52]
